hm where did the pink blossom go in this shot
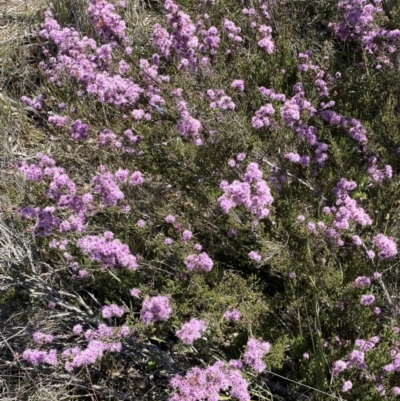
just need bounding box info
[176,318,207,344]
[137,219,146,227]
[140,295,172,324]
[165,214,176,223]
[354,276,371,287]
[372,234,397,259]
[243,338,270,373]
[182,230,193,243]
[130,288,141,298]
[342,381,352,392]
[224,309,241,321]
[231,79,245,91]
[360,294,375,306]
[248,251,261,262]
[333,360,347,375]
[185,252,214,272]
[165,237,173,245]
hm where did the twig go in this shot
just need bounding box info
[85,366,99,401]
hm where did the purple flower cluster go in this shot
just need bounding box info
[259,80,331,168]
[138,57,168,108]
[354,276,371,287]
[231,79,245,92]
[176,100,202,145]
[152,23,172,58]
[48,114,69,127]
[71,119,89,140]
[118,59,130,75]
[223,19,243,43]
[224,309,241,321]
[130,288,141,298]
[360,294,375,305]
[85,323,125,340]
[372,234,397,260]
[248,251,261,262]
[218,162,274,220]
[64,339,121,371]
[176,318,207,344]
[210,93,236,111]
[165,214,176,223]
[257,24,274,54]
[328,178,373,234]
[329,0,400,68]
[243,338,271,373]
[354,336,379,352]
[140,295,172,324]
[23,320,131,371]
[170,361,250,401]
[383,349,400,374]
[76,232,138,270]
[332,337,379,380]
[73,324,83,335]
[39,10,144,109]
[91,165,144,206]
[258,87,286,102]
[251,103,275,128]
[198,25,220,56]
[101,304,125,318]
[18,161,43,183]
[97,129,121,149]
[347,349,366,369]
[137,219,146,227]
[181,229,193,243]
[184,252,214,272]
[22,349,58,366]
[129,171,145,186]
[332,360,347,375]
[280,98,301,127]
[33,331,54,344]
[342,381,353,392]
[367,156,392,184]
[352,235,363,245]
[320,111,368,143]
[21,94,46,110]
[162,0,199,71]
[19,154,80,220]
[284,152,310,166]
[18,206,60,237]
[300,55,337,98]
[87,0,129,44]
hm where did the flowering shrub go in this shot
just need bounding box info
[4,0,400,399]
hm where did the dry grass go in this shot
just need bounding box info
[0,214,184,400]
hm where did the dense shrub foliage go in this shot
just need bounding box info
[7,0,400,399]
